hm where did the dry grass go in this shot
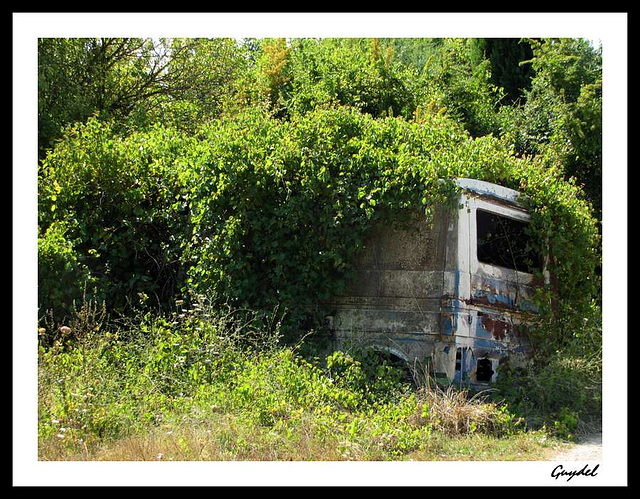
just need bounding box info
[39,383,552,462]
[40,423,554,462]
[417,382,517,437]
[40,418,554,462]
[40,412,348,462]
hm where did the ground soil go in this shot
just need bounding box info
[548,432,602,461]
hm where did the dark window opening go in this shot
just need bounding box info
[476,358,494,382]
[476,209,540,273]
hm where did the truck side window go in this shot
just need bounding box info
[476,209,540,274]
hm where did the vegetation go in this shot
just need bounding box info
[36,37,603,461]
[39,297,558,461]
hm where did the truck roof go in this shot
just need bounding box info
[454,178,526,207]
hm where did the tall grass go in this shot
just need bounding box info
[417,383,521,437]
[38,297,567,461]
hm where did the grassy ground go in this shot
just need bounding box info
[37,302,597,463]
[39,417,558,462]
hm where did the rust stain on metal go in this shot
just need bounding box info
[478,314,509,341]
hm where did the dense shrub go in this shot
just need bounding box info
[38,119,193,318]
[38,220,94,324]
[39,104,600,354]
[494,347,602,438]
[38,301,530,460]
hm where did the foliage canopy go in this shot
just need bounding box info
[38,37,602,357]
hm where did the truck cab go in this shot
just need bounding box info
[326,178,541,385]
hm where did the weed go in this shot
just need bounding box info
[38,303,586,461]
[492,349,602,437]
[417,382,522,437]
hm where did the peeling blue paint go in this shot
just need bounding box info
[453,270,461,331]
[475,317,493,339]
[473,288,515,307]
[329,179,540,384]
[453,347,477,384]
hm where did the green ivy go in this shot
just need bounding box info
[39,118,192,316]
[39,106,600,355]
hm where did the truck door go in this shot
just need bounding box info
[465,195,541,381]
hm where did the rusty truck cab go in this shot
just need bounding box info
[327,178,541,385]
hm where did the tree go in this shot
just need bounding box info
[252,38,419,121]
[37,36,603,343]
[499,38,602,218]
[417,38,505,138]
[478,38,535,104]
[38,38,249,157]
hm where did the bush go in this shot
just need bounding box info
[38,297,282,456]
[39,105,600,356]
[40,303,529,460]
[493,348,601,438]
[38,118,192,318]
[38,221,94,325]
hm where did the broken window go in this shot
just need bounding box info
[455,347,475,383]
[455,348,462,373]
[475,358,494,382]
[476,209,540,273]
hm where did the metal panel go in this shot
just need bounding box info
[326,179,539,384]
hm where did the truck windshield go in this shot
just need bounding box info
[476,209,540,274]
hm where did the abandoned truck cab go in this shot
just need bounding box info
[326,178,542,385]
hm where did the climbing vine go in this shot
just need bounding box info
[39,105,600,351]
